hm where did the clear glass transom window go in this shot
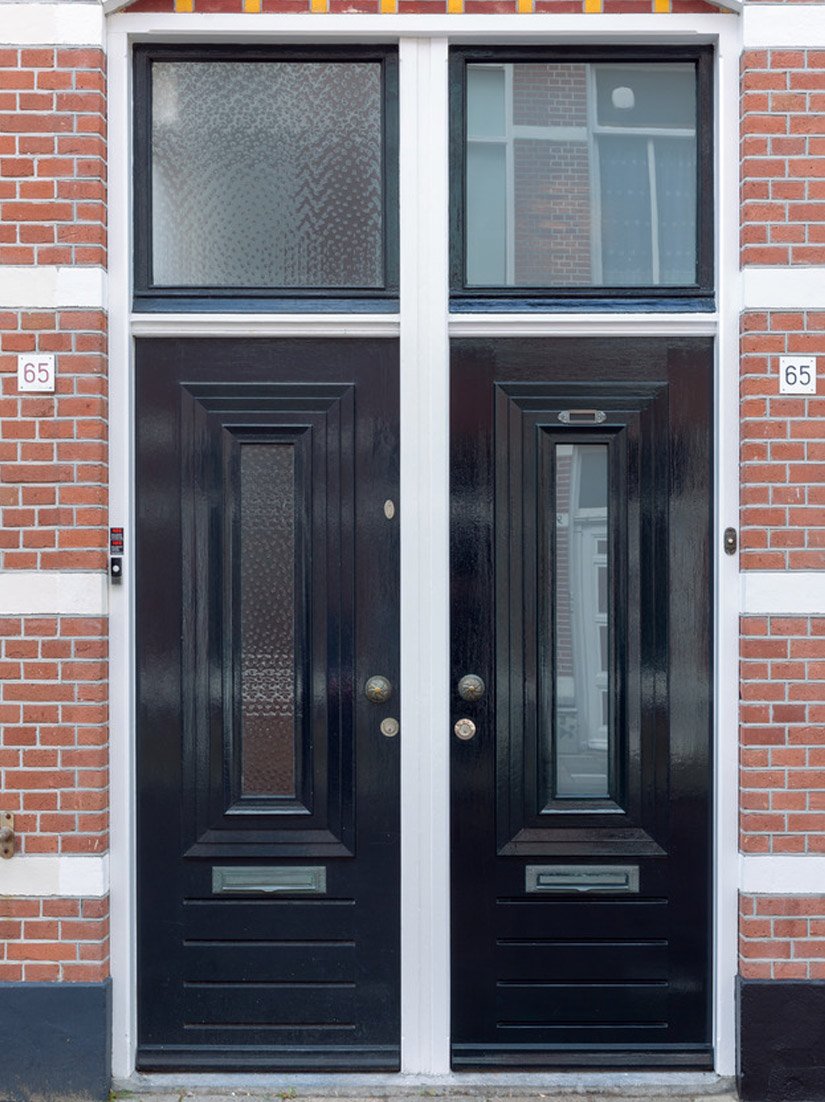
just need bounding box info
[465,62,698,289]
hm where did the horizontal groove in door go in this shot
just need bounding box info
[183,945,355,984]
[496,938,668,945]
[498,1021,669,1030]
[183,980,356,989]
[183,1023,357,1032]
[183,986,354,1024]
[497,979,667,988]
[496,985,667,1022]
[495,902,668,940]
[497,941,668,981]
[183,902,356,940]
[183,897,355,906]
[183,939,355,947]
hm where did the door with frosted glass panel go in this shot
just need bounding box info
[449,337,712,1066]
[135,340,399,1071]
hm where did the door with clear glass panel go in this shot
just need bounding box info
[450,337,712,1067]
[136,338,399,1070]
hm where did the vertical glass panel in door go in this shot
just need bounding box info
[240,444,297,798]
[463,62,697,288]
[151,62,384,288]
[553,444,609,799]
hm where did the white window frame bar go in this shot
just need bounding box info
[107,11,741,1084]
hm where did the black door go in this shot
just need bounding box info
[136,338,400,1071]
[450,338,712,1068]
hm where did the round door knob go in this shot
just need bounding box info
[454,717,477,741]
[458,674,485,702]
[365,675,393,704]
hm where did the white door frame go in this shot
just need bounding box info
[106,12,742,1080]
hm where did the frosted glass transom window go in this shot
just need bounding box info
[464,61,699,289]
[149,60,387,290]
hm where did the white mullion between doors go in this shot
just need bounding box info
[107,26,138,1081]
[399,36,452,1076]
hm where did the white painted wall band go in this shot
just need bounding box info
[0,572,108,616]
[0,4,105,47]
[0,267,107,312]
[741,572,825,617]
[744,4,825,49]
[742,268,825,313]
[740,856,825,896]
[0,855,109,898]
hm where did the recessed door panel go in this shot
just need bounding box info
[450,337,712,1068]
[136,338,399,1071]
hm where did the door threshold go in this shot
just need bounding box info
[118,1071,735,1097]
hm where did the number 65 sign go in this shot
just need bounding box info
[779,355,817,396]
[17,354,55,393]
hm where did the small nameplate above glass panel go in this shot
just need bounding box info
[526,864,639,894]
[212,866,327,895]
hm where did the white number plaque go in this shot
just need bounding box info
[17,354,55,393]
[779,355,817,396]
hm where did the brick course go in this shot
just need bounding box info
[0,896,109,983]
[0,310,107,570]
[740,895,825,980]
[741,616,825,854]
[0,616,108,856]
[740,311,825,570]
[0,48,106,268]
[742,49,825,267]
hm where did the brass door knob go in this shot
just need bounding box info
[458,674,485,702]
[365,675,393,704]
[454,718,477,741]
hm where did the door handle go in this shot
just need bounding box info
[457,674,485,702]
[364,675,393,704]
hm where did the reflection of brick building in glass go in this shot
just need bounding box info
[513,64,592,285]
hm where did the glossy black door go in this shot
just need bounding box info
[136,338,399,1071]
[450,338,712,1068]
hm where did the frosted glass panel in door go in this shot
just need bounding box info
[151,62,384,288]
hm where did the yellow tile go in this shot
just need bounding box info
[653,0,671,11]
[380,0,397,12]
[584,0,602,11]
[244,0,263,10]
[448,0,464,12]
[174,0,194,10]
[517,0,533,13]
[310,0,328,12]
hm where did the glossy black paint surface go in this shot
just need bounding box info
[136,339,400,1071]
[450,338,713,1068]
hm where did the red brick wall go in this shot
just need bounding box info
[741,49,825,268]
[0,310,107,570]
[0,616,108,856]
[740,616,825,855]
[740,311,825,570]
[0,896,109,983]
[740,895,825,980]
[0,48,106,268]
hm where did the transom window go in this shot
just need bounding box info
[133,46,398,310]
[451,47,714,309]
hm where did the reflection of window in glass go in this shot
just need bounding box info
[553,444,609,799]
[465,62,697,288]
